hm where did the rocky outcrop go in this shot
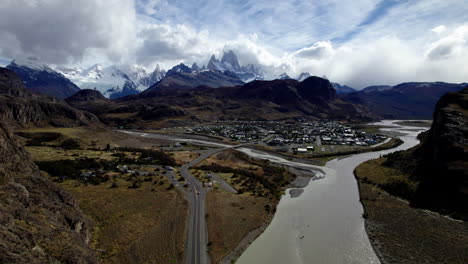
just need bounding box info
[411,88,468,219]
[0,121,96,263]
[0,68,100,127]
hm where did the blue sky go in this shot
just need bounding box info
[0,0,467,88]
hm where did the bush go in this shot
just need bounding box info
[35,158,104,180]
[115,147,176,166]
[60,138,81,150]
[16,132,62,146]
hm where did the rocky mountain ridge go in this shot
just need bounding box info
[0,68,99,128]
[6,59,81,99]
[68,76,377,128]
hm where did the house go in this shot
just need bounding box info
[297,148,308,153]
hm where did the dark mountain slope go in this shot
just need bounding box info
[382,88,468,220]
[0,120,96,263]
[7,60,81,99]
[332,82,356,94]
[343,82,466,119]
[0,68,99,128]
[68,77,377,128]
[143,63,244,93]
[411,88,468,219]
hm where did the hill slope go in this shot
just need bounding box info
[0,120,96,263]
[0,68,99,128]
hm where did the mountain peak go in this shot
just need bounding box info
[10,57,54,73]
[166,63,193,76]
[221,50,241,72]
[297,72,311,82]
[278,73,292,80]
[207,55,221,71]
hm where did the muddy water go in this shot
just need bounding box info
[236,120,428,264]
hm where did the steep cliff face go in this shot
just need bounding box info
[0,121,96,263]
[0,68,99,127]
[412,88,468,219]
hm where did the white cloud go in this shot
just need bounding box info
[0,0,466,89]
[0,0,137,65]
[285,24,468,88]
[432,25,447,34]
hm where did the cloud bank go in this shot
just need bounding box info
[0,0,466,89]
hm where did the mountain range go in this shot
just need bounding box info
[67,76,377,128]
[4,52,467,121]
[342,82,467,119]
[55,63,166,99]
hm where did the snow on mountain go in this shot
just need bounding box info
[11,56,55,73]
[56,64,166,99]
[278,73,292,80]
[331,82,357,94]
[6,57,81,99]
[206,50,264,82]
[297,72,311,82]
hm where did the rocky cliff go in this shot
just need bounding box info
[411,88,468,219]
[0,121,96,263]
[0,68,99,128]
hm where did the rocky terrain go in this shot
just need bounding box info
[0,68,99,128]
[410,87,468,219]
[146,63,245,92]
[354,88,468,264]
[0,120,96,263]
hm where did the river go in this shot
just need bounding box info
[121,120,428,264]
[236,120,428,264]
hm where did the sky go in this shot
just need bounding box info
[0,0,467,88]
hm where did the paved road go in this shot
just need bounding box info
[181,147,244,264]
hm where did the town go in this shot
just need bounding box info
[191,120,388,153]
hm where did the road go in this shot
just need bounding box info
[181,147,244,264]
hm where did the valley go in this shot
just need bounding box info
[0,39,466,264]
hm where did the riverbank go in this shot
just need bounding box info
[355,157,468,264]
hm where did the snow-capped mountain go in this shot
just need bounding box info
[56,64,166,99]
[207,50,264,82]
[6,57,81,99]
[278,73,292,80]
[297,72,311,82]
[331,82,357,94]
